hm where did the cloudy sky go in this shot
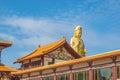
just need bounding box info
[0,0,120,68]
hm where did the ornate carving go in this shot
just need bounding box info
[70,26,87,57]
[45,47,74,60]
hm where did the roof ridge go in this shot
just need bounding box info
[87,49,120,57]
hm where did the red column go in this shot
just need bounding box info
[89,67,92,80]
[53,69,56,80]
[29,59,32,68]
[28,73,30,80]
[54,73,56,80]
[70,70,73,80]
[69,65,73,80]
[21,62,24,70]
[21,75,22,79]
[40,57,41,67]
[40,56,44,66]
[88,62,92,80]
[52,58,55,64]
[39,72,43,80]
[112,56,117,80]
[113,62,117,80]
[40,77,43,80]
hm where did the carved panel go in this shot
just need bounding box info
[31,57,40,62]
[42,69,53,74]
[56,66,69,72]
[72,67,89,73]
[22,74,28,78]
[30,72,40,76]
[72,62,88,69]
[45,47,74,60]
[116,56,120,62]
[92,63,113,70]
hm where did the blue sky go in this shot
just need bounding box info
[0,0,120,68]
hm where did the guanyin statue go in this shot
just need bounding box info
[70,26,87,57]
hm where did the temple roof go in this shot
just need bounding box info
[14,37,81,63]
[0,41,12,48]
[13,50,120,74]
[0,63,17,72]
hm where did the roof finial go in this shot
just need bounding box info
[38,45,41,49]
[62,36,66,39]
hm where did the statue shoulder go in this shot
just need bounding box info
[70,37,75,41]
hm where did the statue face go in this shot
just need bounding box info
[75,29,82,38]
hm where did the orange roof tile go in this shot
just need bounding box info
[13,50,120,74]
[0,63,17,72]
[15,37,79,63]
[0,41,12,47]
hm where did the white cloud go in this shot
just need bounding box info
[0,16,71,47]
[0,16,120,54]
[0,33,16,42]
[1,16,71,36]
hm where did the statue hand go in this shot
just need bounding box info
[84,48,87,53]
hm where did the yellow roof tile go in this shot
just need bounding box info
[0,41,12,47]
[0,63,17,72]
[15,37,67,63]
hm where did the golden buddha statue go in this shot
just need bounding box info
[70,26,87,57]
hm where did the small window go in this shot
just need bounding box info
[32,60,40,67]
[24,63,29,69]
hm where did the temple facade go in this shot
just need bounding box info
[13,38,120,80]
[12,26,120,80]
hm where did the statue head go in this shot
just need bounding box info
[74,26,82,38]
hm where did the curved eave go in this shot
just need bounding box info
[14,37,67,63]
[13,50,120,75]
[0,41,12,48]
[0,63,17,72]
